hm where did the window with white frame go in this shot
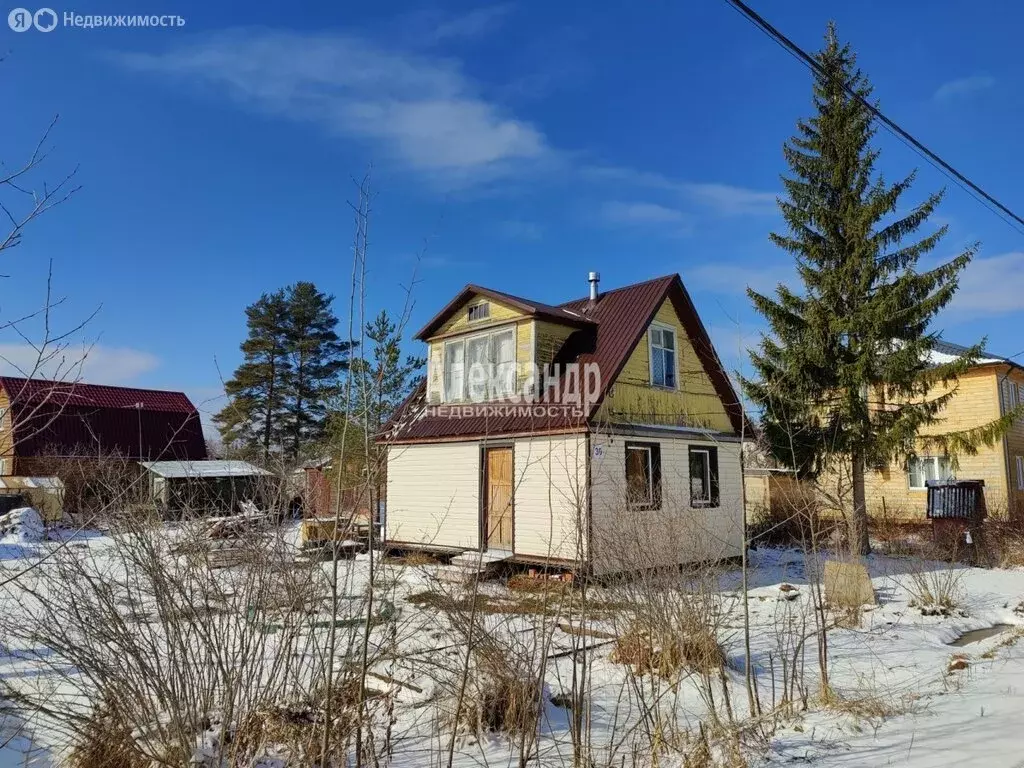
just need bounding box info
[625,441,661,510]
[467,302,490,322]
[0,407,6,431]
[0,458,8,475]
[1017,456,1024,492]
[649,324,677,389]
[443,339,465,402]
[907,455,952,490]
[442,327,516,402]
[689,446,720,507]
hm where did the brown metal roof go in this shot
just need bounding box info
[414,284,594,340]
[388,274,745,443]
[0,377,208,461]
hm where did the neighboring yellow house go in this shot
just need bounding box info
[857,341,1024,520]
[381,273,748,575]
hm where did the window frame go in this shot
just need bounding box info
[688,445,720,508]
[625,440,661,511]
[441,325,517,403]
[442,338,466,403]
[467,302,490,323]
[648,322,678,390]
[906,455,952,490]
[1017,456,1024,492]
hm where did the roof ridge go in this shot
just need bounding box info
[558,273,676,307]
[0,376,190,396]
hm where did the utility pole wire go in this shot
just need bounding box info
[722,0,1024,235]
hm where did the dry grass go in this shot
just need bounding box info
[904,564,965,616]
[819,685,915,721]
[231,680,368,765]
[507,572,572,593]
[980,520,1024,568]
[445,643,542,738]
[66,698,157,768]
[610,617,725,678]
[384,550,444,567]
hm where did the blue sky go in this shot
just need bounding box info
[3,0,1023,429]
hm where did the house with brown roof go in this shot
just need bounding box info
[382,273,746,575]
[0,377,207,477]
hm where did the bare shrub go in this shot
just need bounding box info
[450,649,541,738]
[903,561,965,616]
[0,504,343,765]
[230,679,364,765]
[980,519,1024,568]
[611,615,725,678]
[65,695,149,768]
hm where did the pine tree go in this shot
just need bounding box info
[282,282,351,458]
[216,282,353,460]
[743,24,980,556]
[215,289,292,459]
[350,310,425,439]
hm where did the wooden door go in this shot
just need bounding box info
[485,447,514,550]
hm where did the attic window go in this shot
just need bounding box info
[467,303,490,322]
[649,324,677,389]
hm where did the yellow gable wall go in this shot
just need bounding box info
[596,298,733,433]
[429,295,525,338]
[424,293,536,403]
[535,320,576,367]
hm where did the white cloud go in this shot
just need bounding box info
[946,251,1024,316]
[583,165,777,217]
[683,183,777,216]
[116,30,550,186]
[429,4,514,43]
[600,201,693,235]
[0,343,159,385]
[934,75,995,102]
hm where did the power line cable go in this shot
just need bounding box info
[722,0,1024,236]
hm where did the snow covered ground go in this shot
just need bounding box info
[0,521,1023,766]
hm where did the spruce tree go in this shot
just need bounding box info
[282,282,351,458]
[743,24,980,556]
[215,289,292,459]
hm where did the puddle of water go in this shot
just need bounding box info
[947,624,1013,647]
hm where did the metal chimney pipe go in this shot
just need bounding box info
[588,271,601,302]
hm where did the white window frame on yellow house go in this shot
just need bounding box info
[648,322,678,390]
[907,455,952,490]
[441,325,516,403]
[1016,456,1024,492]
[467,301,490,323]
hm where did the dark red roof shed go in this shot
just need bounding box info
[0,377,207,461]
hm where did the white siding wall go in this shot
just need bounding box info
[589,430,743,576]
[513,435,587,561]
[385,442,480,549]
